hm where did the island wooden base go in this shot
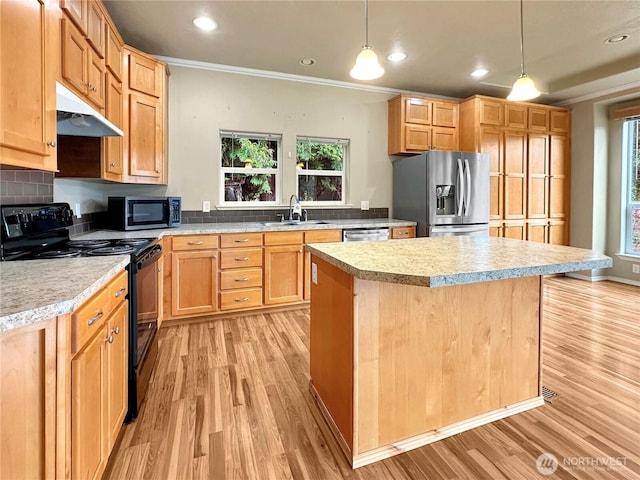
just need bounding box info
[311,381,544,468]
[309,256,544,469]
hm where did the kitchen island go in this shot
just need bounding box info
[305,236,612,468]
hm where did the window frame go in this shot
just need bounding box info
[622,117,640,256]
[296,136,348,206]
[219,131,282,207]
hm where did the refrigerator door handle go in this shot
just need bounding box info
[457,158,464,217]
[464,159,471,216]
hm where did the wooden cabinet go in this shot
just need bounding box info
[490,220,526,240]
[0,0,58,171]
[105,22,123,81]
[61,0,87,35]
[303,230,342,300]
[388,95,459,154]
[218,233,264,311]
[549,219,568,245]
[391,226,416,239]
[102,73,124,180]
[264,231,304,305]
[459,95,571,245]
[70,269,128,480]
[86,0,105,58]
[123,48,168,184]
[171,249,219,316]
[0,318,57,480]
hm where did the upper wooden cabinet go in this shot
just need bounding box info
[550,110,571,133]
[0,0,58,171]
[86,0,105,58]
[388,95,459,154]
[61,0,87,35]
[129,52,163,98]
[105,22,123,81]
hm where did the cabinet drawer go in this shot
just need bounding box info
[72,288,109,353]
[220,288,263,311]
[220,268,263,290]
[391,227,416,239]
[220,248,263,269]
[107,270,128,308]
[264,231,303,246]
[304,229,342,243]
[172,235,219,251]
[219,233,263,248]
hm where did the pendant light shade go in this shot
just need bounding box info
[508,0,540,101]
[350,0,384,81]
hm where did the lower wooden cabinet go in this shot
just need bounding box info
[391,226,416,239]
[264,244,304,305]
[171,250,218,316]
[0,318,57,480]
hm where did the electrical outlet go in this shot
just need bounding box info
[360,200,370,211]
[312,262,318,284]
[633,264,640,274]
[202,200,211,213]
[75,203,81,218]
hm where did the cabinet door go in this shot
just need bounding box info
[431,127,458,151]
[86,1,104,57]
[503,220,526,240]
[479,98,504,126]
[404,125,431,151]
[61,17,88,96]
[129,52,162,97]
[0,318,57,480]
[527,221,548,243]
[549,135,569,218]
[103,75,123,180]
[528,108,549,132]
[72,326,106,480]
[432,102,457,128]
[128,93,162,178]
[548,220,568,245]
[264,245,304,305]
[405,98,431,125]
[505,104,527,129]
[550,111,570,133]
[479,127,504,220]
[0,0,57,170]
[503,130,527,219]
[61,0,87,34]
[171,250,218,316]
[391,226,416,239]
[86,47,105,110]
[105,24,123,81]
[106,301,128,451]
[488,224,503,237]
[527,133,549,218]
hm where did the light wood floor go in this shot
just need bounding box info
[105,277,640,480]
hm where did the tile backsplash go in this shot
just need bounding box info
[180,207,389,224]
[0,169,54,205]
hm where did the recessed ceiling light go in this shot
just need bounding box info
[471,68,489,78]
[298,58,316,66]
[386,52,407,62]
[604,34,629,44]
[193,16,217,32]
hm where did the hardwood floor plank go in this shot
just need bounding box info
[105,277,639,480]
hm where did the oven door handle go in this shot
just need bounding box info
[137,243,163,270]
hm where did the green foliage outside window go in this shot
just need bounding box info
[221,137,277,201]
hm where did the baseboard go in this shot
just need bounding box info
[160,302,309,327]
[309,382,353,463]
[565,272,640,286]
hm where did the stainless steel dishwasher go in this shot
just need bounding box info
[342,227,390,241]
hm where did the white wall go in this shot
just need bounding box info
[55,66,398,212]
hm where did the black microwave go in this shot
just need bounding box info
[108,196,181,231]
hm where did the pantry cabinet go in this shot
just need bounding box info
[264,232,304,305]
[503,130,527,220]
[0,0,58,171]
[388,95,459,154]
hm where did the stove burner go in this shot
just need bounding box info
[116,238,149,246]
[67,239,112,249]
[36,249,83,259]
[85,245,136,256]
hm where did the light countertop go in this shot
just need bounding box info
[306,236,612,287]
[0,256,130,332]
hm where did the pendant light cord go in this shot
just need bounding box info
[364,0,369,47]
[519,0,525,75]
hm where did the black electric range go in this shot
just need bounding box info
[0,202,161,422]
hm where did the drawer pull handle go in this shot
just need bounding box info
[88,309,104,326]
[235,277,250,282]
[114,287,126,297]
[235,239,250,243]
[105,335,114,344]
[112,326,120,335]
[188,241,204,245]
[235,297,250,302]
[235,256,250,261]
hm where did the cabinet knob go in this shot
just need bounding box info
[234,297,250,303]
[88,309,104,326]
[114,287,126,297]
[112,326,120,335]
[110,162,116,167]
[105,335,114,344]
[235,256,250,261]
[47,140,56,147]
[155,169,160,173]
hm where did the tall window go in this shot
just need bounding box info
[220,131,281,205]
[296,137,348,203]
[623,118,640,254]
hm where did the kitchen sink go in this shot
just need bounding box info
[259,220,329,227]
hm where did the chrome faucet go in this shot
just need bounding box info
[289,194,302,221]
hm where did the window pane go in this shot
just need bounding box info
[631,206,640,253]
[224,173,276,202]
[298,175,342,201]
[630,119,639,202]
[296,142,343,171]
[221,137,278,169]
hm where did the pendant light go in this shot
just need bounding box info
[507,0,540,101]
[350,0,384,80]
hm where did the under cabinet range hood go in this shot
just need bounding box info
[56,82,123,137]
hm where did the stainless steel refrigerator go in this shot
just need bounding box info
[392,150,490,237]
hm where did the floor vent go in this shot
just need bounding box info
[542,386,558,402]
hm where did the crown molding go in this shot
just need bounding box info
[553,80,640,107]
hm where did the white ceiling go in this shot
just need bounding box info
[103,0,640,104]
